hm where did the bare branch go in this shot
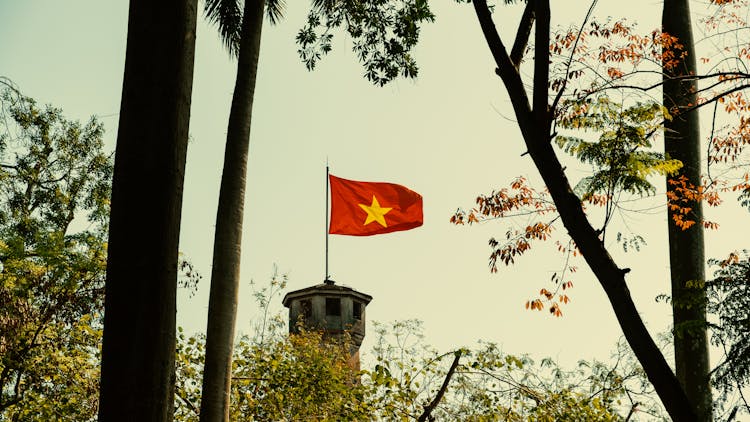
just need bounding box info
[550,0,599,115]
[532,0,550,128]
[417,350,463,422]
[472,0,534,139]
[510,0,535,68]
[176,389,200,416]
[625,402,640,421]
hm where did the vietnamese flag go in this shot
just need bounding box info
[329,174,423,236]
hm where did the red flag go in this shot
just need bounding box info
[329,174,423,236]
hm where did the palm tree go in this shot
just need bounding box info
[662,1,712,419]
[199,0,283,420]
[199,1,433,419]
[98,0,198,420]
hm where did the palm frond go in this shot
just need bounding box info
[204,0,243,57]
[266,0,286,25]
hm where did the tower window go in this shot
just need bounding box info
[326,298,341,316]
[353,301,362,320]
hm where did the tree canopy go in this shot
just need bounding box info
[0,86,111,420]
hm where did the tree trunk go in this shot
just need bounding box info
[471,1,696,419]
[199,1,264,421]
[662,1,712,420]
[98,0,197,420]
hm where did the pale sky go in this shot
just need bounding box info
[1,0,744,371]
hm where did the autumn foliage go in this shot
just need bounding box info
[452,0,750,323]
[451,176,582,317]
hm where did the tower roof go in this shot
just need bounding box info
[282,281,373,308]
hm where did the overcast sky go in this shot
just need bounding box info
[1,0,743,369]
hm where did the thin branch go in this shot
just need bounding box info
[625,402,640,421]
[176,389,200,416]
[683,83,750,115]
[707,101,719,183]
[580,71,750,99]
[550,0,598,115]
[417,350,463,422]
[726,406,739,422]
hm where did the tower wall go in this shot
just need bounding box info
[282,282,372,370]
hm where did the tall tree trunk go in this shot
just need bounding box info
[98,0,197,420]
[662,1,712,420]
[471,1,696,419]
[199,0,264,420]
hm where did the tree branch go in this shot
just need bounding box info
[510,0,535,68]
[473,0,516,76]
[532,0,550,129]
[624,402,640,421]
[176,389,200,416]
[417,350,463,422]
[471,0,697,419]
[683,83,750,115]
[473,0,534,140]
[578,71,750,100]
[550,0,599,115]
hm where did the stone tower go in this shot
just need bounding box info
[282,279,372,370]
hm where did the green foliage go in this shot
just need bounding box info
[366,319,446,419]
[176,273,369,420]
[615,232,646,253]
[203,0,244,57]
[247,266,287,344]
[205,0,435,84]
[556,97,682,202]
[739,185,750,212]
[0,87,112,419]
[0,316,101,421]
[706,252,750,417]
[297,0,435,86]
[235,330,370,420]
[172,280,666,421]
[174,328,205,420]
[453,343,636,421]
[265,0,286,25]
[367,322,666,421]
[203,0,289,58]
[175,328,370,420]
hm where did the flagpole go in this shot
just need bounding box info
[325,163,331,284]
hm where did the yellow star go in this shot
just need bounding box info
[358,195,392,227]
